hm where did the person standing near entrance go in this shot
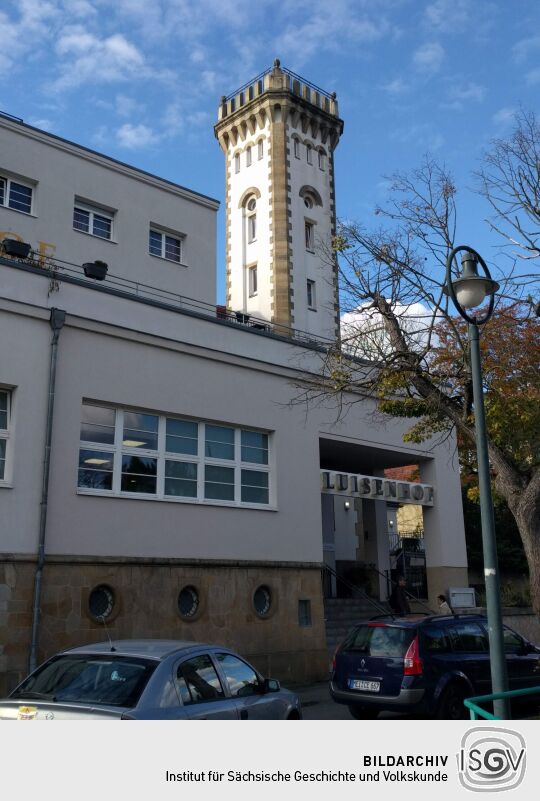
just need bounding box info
[389,576,411,615]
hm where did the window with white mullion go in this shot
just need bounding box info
[0,177,5,206]
[0,176,33,214]
[0,389,10,482]
[73,203,112,240]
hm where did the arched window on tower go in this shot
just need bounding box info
[234,153,240,173]
[306,143,312,164]
[246,145,252,167]
[293,137,300,158]
[318,148,326,170]
[258,139,264,160]
[246,196,257,243]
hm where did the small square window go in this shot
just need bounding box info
[73,203,113,240]
[149,229,183,263]
[0,176,33,214]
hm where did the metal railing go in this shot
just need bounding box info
[0,250,335,349]
[464,686,540,720]
[223,64,335,104]
[322,564,390,617]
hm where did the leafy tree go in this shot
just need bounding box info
[304,152,540,614]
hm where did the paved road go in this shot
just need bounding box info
[297,682,420,720]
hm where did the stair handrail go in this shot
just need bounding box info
[322,563,391,617]
[365,564,436,615]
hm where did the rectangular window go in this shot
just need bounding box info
[149,229,183,263]
[0,175,33,214]
[305,221,314,251]
[234,153,240,173]
[246,146,252,167]
[78,404,271,506]
[306,144,312,164]
[0,390,10,481]
[307,279,316,309]
[73,203,113,240]
[293,138,300,158]
[298,600,312,627]
[318,150,326,170]
[248,265,258,297]
[258,140,264,160]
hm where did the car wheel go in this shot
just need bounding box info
[348,704,379,719]
[437,683,468,720]
[287,710,301,719]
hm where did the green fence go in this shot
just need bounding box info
[464,686,540,720]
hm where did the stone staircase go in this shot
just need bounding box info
[324,597,391,657]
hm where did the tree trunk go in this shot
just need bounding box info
[493,466,540,618]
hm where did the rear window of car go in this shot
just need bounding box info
[342,625,415,657]
[10,655,158,708]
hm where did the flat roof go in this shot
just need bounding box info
[0,110,220,208]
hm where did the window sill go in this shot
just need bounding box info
[306,249,315,254]
[73,228,116,244]
[0,481,13,489]
[149,253,188,268]
[76,488,277,511]
[308,306,317,312]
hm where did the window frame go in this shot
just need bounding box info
[318,149,326,170]
[234,153,240,174]
[306,144,312,164]
[73,201,114,241]
[77,403,273,509]
[0,174,34,215]
[149,227,184,264]
[293,138,300,159]
[246,145,252,167]
[257,139,264,160]
[0,388,12,485]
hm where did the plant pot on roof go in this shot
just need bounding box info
[83,260,108,281]
[2,238,32,259]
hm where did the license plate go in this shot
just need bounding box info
[348,679,380,692]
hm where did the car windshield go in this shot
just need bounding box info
[342,625,415,657]
[10,655,158,708]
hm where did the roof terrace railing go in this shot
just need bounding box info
[220,62,339,120]
[0,248,335,351]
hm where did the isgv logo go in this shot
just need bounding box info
[457,728,526,792]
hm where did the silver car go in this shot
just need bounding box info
[0,640,302,720]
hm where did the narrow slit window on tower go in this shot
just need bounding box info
[305,220,314,251]
[294,138,300,158]
[234,153,240,173]
[247,197,257,243]
[248,264,258,297]
[246,146,252,167]
[258,139,264,160]
[306,144,312,164]
[307,279,316,310]
[318,149,326,170]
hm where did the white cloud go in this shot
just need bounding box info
[450,82,485,102]
[28,118,55,131]
[492,107,515,127]
[413,42,445,74]
[116,123,160,149]
[425,0,470,32]
[341,302,437,360]
[52,28,148,91]
[114,94,145,118]
[512,35,540,63]
[381,77,409,95]
[526,68,540,86]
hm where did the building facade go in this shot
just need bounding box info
[0,65,468,695]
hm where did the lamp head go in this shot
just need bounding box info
[444,250,499,311]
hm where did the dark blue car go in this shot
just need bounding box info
[330,615,540,719]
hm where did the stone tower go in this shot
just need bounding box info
[215,59,344,340]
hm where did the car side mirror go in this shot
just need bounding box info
[521,641,536,655]
[263,678,280,693]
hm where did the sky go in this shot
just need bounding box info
[2,0,540,303]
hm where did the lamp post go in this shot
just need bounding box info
[444,245,509,719]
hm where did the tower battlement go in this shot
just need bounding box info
[217,59,341,122]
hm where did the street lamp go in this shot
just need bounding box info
[444,245,509,719]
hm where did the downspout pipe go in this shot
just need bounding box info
[28,308,66,673]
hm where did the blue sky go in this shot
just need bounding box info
[2,0,539,302]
